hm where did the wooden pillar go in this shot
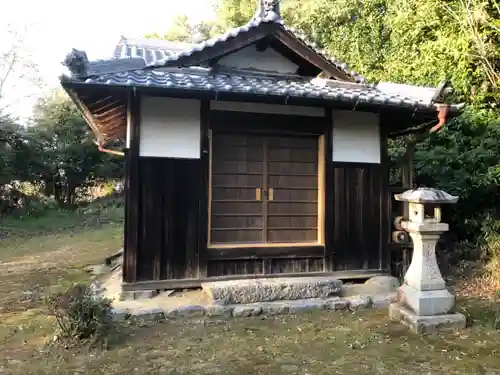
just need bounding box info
[323,108,334,272]
[198,99,210,278]
[378,118,389,271]
[123,91,141,284]
[401,144,414,220]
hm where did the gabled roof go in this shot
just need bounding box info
[113,22,367,83]
[73,11,367,83]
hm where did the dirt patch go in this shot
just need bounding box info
[101,268,212,311]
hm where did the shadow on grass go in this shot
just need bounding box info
[457,296,499,328]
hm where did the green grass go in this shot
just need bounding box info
[0,213,500,374]
[3,310,500,375]
[0,205,124,238]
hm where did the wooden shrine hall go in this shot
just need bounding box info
[60,0,463,291]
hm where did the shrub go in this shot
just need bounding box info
[48,284,114,344]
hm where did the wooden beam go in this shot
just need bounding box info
[273,29,354,82]
[206,245,324,261]
[63,87,104,143]
[122,269,390,291]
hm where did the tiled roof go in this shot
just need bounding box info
[113,36,196,65]
[113,16,367,83]
[71,67,439,110]
[113,19,276,67]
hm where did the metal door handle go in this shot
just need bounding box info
[256,188,262,201]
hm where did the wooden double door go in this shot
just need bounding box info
[210,131,322,246]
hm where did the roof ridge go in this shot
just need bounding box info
[120,36,196,48]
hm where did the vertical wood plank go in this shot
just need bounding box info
[263,259,272,275]
[379,115,390,271]
[330,163,385,272]
[123,149,131,279]
[198,100,210,278]
[262,136,269,243]
[184,161,201,279]
[123,91,140,284]
[323,108,334,272]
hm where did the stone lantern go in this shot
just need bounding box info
[389,187,466,333]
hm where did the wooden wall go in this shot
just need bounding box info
[123,97,391,287]
[135,157,201,281]
[328,163,389,272]
[124,155,389,284]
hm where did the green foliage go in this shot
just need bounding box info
[0,91,124,214]
[145,15,217,43]
[215,0,257,29]
[215,0,500,241]
[216,0,498,106]
[48,283,114,344]
[31,92,123,207]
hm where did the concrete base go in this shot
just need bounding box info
[398,284,455,316]
[389,303,466,334]
[201,277,342,305]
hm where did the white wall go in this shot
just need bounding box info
[332,110,381,164]
[139,97,201,159]
[218,45,299,74]
[210,101,325,117]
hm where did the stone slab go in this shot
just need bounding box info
[389,303,466,334]
[165,305,205,319]
[347,295,372,310]
[232,305,262,317]
[205,305,233,318]
[324,297,349,311]
[364,276,400,291]
[201,277,342,305]
[398,284,455,315]
[236,298,328,315]
[111,291,394,321]
[371,292,398,309]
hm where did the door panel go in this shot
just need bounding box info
[210,132,320,246]
[210,133,265,245]
[266,134,319,243]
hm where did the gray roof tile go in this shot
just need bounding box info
[114,17,367,83]
[75,67,434,110]
[114,19,271,67]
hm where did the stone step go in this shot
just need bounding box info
[111,293,399,322]
[201,276,343,305]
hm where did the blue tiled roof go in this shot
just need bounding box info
[74,67,436,110]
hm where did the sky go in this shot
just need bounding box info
[1,0,217,120]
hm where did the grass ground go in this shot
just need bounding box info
[1,210,500,375]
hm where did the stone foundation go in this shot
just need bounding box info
[112,293,398,322]
[389,303,466,334]
[97,271,400,323]
[201,276,343,305]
